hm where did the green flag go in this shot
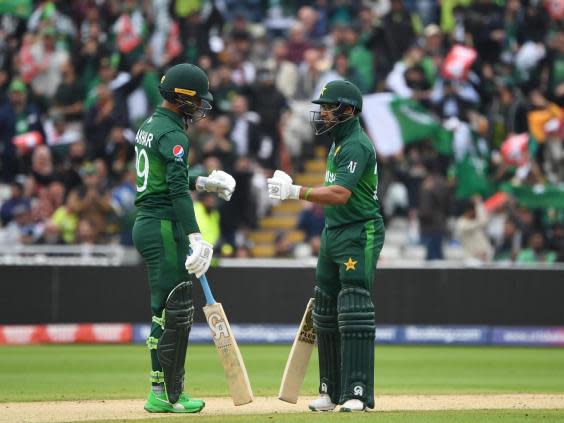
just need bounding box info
[389,97,454,155]
[452,132,494,199]
[0,0,32,17]
[502,183,564,209]
[363,93,453,156]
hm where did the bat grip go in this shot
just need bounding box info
[188,247,216,305]
[198,274,216,305]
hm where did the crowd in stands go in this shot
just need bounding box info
[0,0,562,263]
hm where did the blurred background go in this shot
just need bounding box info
[0,0,562,268]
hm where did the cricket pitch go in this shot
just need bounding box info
[2,394,564,423]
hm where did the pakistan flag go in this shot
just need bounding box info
[450,122,494,199]
[362,93,453,156]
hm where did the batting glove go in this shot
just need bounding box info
[267,170,301,201]
[196,170,236,201]
[185,233,213,278]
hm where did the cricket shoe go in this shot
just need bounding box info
[144,391,205,413]
[339,399,367,412]
[308,394,337,412]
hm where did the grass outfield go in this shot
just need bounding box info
[1,344,564,402]
[69,410,564,423]
[3,344,564,422]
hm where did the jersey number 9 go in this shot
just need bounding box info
[135,145,149,192]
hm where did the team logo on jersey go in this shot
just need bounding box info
[347,161,357,173]
[344,257,357,271]
[173,145,184,158]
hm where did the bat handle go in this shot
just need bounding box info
[198,274,216,305]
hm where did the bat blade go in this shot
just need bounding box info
[278,298,316,404]
[203,302,253,406]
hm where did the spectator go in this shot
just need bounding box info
[27,26,70,103]
[104,127,135,176]
[44,112,82,156]
[386,44,426,99]
[265,39,299,99]
[274,230,294,258]
[419,171,450,260]
[83,83,128,158]
[245,66,288,169]
[67,162,113,240]
[0,181,30,226]
[194,192,221,247]
[333,53,368,94]
[76,218,100,245]
[29,145,57,192]
[297,202,324,241]
[455,197,494,261]
[286,22,312,65]
[295,47,330,101]
[209,65,241,113]
[229,95,261,159]
[517,231,557,264]
[463,0,504,64]
[31,180,64,224]
[35,219,64,245]
[547,223,564,262]
[339,25,374,93]
[381,0,419,63]
[51,60,85,128]
[297,202,324,257]
[199,115,235,169]
[494,218,522,261]
[111,164,136,245]
[51,188,81,244]
[60,140,87,192]
[0,203,40,246]
[0,79,44,182]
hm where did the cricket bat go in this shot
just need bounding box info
[198,274,253,406]
[278,298,316,403]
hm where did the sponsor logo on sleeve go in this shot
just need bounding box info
[173,145,184,159]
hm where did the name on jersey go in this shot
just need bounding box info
[135,129,154,148]
[325,170,336,183]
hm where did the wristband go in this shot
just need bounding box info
[288,184,301,200]
[304,187,313,201]
[195,176,207,192]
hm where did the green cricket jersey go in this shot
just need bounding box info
[134,106,199,235]
[323,117,381,228]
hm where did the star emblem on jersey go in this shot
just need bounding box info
[173,145,184,158]
[344,257,357,271]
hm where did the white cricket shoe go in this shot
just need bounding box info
[308,394,336,412]
[339,399,366,412]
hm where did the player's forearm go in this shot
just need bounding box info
[167,164,200,235]
[171,195,200,235]
[298,185,350,205]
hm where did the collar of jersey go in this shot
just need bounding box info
[155,106,184,129]
[329,117,360,143]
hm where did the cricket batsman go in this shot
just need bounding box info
[132,63,236,413]
[268,80,385,412]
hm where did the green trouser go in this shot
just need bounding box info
[314,219,384,408]
[132,215,191,384]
